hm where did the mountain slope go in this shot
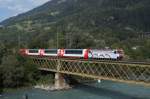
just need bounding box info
[0,0,150,59]
[1,0,150,32]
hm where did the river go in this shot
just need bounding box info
[0,80,150,99]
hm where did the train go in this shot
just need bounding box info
[19,49,124,60]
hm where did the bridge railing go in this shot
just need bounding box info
[32,57,150,85]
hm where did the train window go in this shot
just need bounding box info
[44,49,57,54]
[29,49,39,53]
[65,50,83,54]
[114,51,117,54]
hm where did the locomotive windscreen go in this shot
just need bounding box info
[44,49,57,54]
[65,50,83,54]
[28,49,39,53]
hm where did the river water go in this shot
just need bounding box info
[0,80,150,99]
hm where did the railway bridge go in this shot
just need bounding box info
[29,57,150,90]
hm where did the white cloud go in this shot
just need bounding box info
[0,0,13,3]
[7,5,30,13]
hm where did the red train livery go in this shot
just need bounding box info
[19,49,124,60]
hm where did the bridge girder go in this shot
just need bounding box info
[31,57,150,86]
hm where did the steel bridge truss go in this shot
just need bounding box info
[31,57,150,85]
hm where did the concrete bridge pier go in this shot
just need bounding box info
[54,73,71,90]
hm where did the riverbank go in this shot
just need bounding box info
[2,86,32,93]
[1,83,71,94]
[34,84,72,91]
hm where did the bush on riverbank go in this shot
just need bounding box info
[0,49,55,92]
[0,69,3,94]
[0,53,40,88]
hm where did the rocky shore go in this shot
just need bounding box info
[34,84,72,91]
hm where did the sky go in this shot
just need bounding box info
[0,0,51,22]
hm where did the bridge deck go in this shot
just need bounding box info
[31,57,150,86]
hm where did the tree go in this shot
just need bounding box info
[1,55,24,88]
[0,66,3,94]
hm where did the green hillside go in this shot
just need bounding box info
[0,0,150,60]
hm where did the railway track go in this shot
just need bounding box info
[29,56,150,65]
[78,59,150,65]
